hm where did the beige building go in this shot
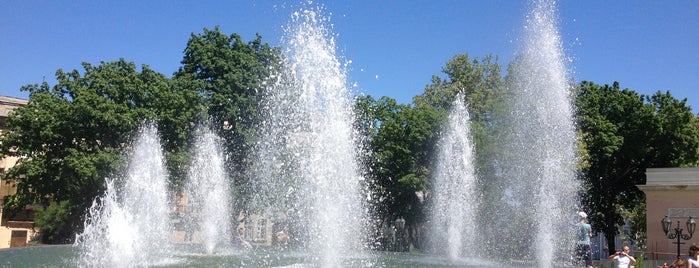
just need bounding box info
[0,96,36,248]
[639,168,699,260]
[170,193,277,246]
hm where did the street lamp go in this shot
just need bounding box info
[661,216,697,260]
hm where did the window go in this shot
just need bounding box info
[255,219,266,241]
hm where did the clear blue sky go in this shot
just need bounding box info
[2,1,698,113]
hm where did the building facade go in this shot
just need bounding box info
[639,168,699,260]
[0,96,35,248]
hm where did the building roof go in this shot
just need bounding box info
[0,96,28,118]
[645,168,699,186]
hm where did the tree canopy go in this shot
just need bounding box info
[174,27,281,207]
[0,59,199,242]
[576,81,699,254]
[354,54,506,251]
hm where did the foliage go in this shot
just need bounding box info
[359,54,505,250]
[645,91,699,167]
[414,54,506,206]
[415,54,504,121]
[2,24,697,255]
[1,27,277,243]
[418,54,507,247]
[576,81,699,254]
[634,252,645,268]
[174,26,280,208]
[33,200,77,244]
[366,97,439,222]
[618,202,647,252]
[0,59,199,242]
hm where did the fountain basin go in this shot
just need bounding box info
[0,245,545,267]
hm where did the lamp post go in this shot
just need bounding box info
[661,216,696,260]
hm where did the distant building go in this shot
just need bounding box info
[170,193,278,247]
[639,168,699,260]
[0,96,36,248]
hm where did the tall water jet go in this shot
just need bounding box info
[184,126,231,254]
[254,5,365,267]
[75,123,173,267]
[498,0,579,266]
[430,94,479,260]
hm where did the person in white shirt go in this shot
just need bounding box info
[609,245,636,268]
[688,244,699,268]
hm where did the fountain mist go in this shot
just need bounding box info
[429,1,578,265]
[254,5,365,267]
[68,1,578,267]
[184,126,231,254]
[75,123,173,267]
[430,95,479,260]
[498,0,579,266]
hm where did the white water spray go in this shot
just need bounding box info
[503,0,579,266]
[255,5,365,267]
[184,126,232,254]
[75,123,173,267]
[431,95,479,260]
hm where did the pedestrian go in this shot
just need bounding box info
[234,226,252,249]
[574,211,593,268]
[276,226,290,246]
[687,244,699,268]
[609,245,636,268]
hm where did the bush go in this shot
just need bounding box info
[34,200,79,244]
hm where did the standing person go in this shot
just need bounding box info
[687,244,699,268]
[575,211,593,268]
[235,226,252,249]
[276,227,290,246]
[609,245,636,268]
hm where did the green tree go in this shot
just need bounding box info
[414,54,505,202]
[369,96,443,250]
[646,91,699,167]
[576,81,699,254]
[357,54,504,250]
[174,27,280,210]
[415,54,504,121]
[0,59,198,243]
[33,201,74,243]
[415,54,506,249]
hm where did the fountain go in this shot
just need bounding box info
[430,94,479,260]
[484,0,579,266]
[1,1,580,267]
[183,125,232,254]
[252,4,367,267]
[74,123,174,267]
[428,0,578,267]
[502,0,579,266]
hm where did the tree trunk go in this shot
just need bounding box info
[605,226,617,256]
